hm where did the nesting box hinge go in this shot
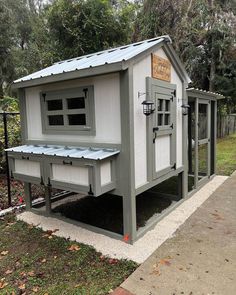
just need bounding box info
[172,163,176,170]
[40,176,44,185]
[48,177,51,186]
[63,160,72,165]
[153,127,159,132]
[88,184,94,196]
[170,123,173,129]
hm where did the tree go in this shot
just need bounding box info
[0,0,16,98]
[133,0,236,111]
[45,0,136,60]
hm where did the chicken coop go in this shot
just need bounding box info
[7,36,223,243]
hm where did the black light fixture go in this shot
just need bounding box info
[142,100,155,116]
[181,104,190,116]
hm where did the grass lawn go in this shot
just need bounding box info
[216,133,236,176]
[0,214,137,295]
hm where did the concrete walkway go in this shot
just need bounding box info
[115,173,236,295]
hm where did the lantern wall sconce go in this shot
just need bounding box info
[181,104,190,116]
[142,100,155,116]
[138,91,155,116]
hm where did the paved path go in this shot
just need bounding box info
[114,173,236,295]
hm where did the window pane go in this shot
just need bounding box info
[164,114,170,125]
[158,99,163,111]
[48,115,64,126]
[68,114,86,125]
[158,114,163,126]
[47,99,63,111]
[165,100,170,111]
[67,97,85,109]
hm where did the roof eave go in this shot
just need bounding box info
[187,88,224,100]
[164,43,191,84]
[11,61,126,89]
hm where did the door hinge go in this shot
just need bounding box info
[153,132,157,143]
[42,93,46,102]
[171,89,176,97]
[83,88,88,98]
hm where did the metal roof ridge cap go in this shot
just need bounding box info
[122,38,165,67]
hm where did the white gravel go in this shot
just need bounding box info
[17,176,227,263]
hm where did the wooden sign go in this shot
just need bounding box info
[151,54,171,82]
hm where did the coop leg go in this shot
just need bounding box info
[24,182,32,210]
[182,170,188,198]
[45,185,52,215]
[123,194,137,244]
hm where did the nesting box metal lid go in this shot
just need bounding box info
[5,145,120,160]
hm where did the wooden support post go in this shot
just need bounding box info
[45,185,52,215]
[24,182,32,210]
[123,194,137,244]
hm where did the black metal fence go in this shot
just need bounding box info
[0,112,67,210]
[0,112,20,207]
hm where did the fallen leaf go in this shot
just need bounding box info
[123,234,130,242]
[54,256,57,259]
[159,259,171,266]
[41,258,47,263]
[0,281,8,289]
[5,269,13,275]
[151,264,161,276]
[211,212,224,220]
[28,271,35,277]
[68,244,80,251]
[32,286,39,292]
[0,251,8,256]
[7,222,16,226]
[108,258,118,265]
[20,271,26,277]
[75,284,81,288]
[18,283,26,290]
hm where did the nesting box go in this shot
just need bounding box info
[8,36,223,243]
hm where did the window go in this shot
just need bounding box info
[40,86,95,135]
[157,97,171,127]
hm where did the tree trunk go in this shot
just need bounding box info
[209,57,216,92]
[0,81,4,99]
